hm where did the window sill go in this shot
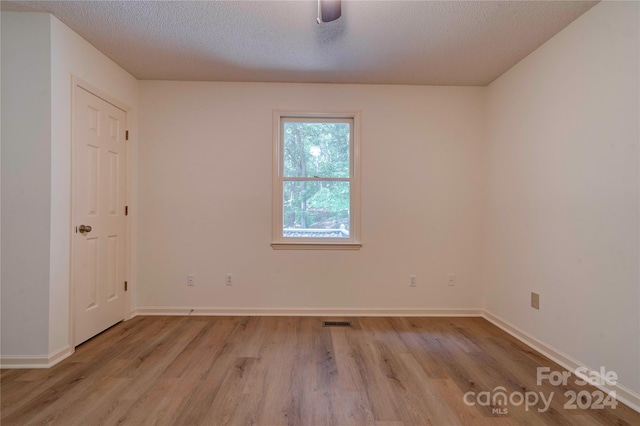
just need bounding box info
[271,242,362,250]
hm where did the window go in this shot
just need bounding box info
[272,111,361,249]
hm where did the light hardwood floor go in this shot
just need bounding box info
[1,316,638,425]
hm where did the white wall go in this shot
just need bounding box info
[484,0,639,396]
[138,82,485,311]
[1,12,138,360]
[1,12,52,356]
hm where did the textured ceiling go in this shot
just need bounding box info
[1,0,598,86]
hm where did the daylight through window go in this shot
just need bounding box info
[272,112,361,249]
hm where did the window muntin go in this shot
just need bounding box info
[273,112,361,249]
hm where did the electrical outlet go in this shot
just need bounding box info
[409,275,417,287]
[531,292,540,310]
[226,273,233,286]
[447,274,456,286]
[187,274,195,286]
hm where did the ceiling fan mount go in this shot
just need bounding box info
[317,0,342,24]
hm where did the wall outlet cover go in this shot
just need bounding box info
[531,292,540,310]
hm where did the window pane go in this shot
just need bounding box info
[283,121,350,178]
[283,181,350,238]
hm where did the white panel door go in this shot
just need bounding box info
[73,86,127,346]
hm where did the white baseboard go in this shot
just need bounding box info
[132,306,484,317]
[0,344,73,369]
[483,310,640,413]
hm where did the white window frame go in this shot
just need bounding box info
[272,110,362,250]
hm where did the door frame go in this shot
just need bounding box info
[69,75,133,348]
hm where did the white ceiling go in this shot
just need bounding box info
[1,0,598,86]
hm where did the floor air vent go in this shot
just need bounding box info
[322,321,351,327]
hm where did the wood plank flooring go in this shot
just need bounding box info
[1,316,638,425]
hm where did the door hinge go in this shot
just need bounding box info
[125,281,128,292]
[125,130,129,140]
[125,205,129,216]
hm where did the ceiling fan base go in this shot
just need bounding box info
[319,0,342,23]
